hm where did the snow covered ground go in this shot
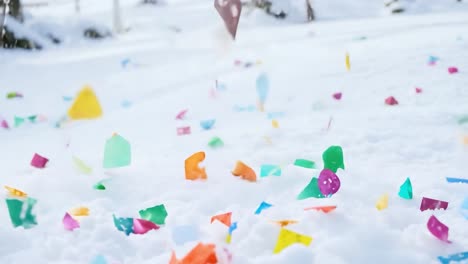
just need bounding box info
[1,1,468,263]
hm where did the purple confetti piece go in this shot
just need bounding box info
[318,169,341,196]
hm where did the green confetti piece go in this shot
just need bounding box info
[294,159,315,169]
[322,146,345,173]
[6,197,37,229]
[7,92,17,99]
[27,115,37,123]
[93,182,106,190]
[208,137,224,148]
[398,177,413,200]
[14,116,25,127]
[139,204,168,225]
[103,134,131,168]
[297,178,324,200]
[458,115,468,125]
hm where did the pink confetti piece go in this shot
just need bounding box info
[209,88,217,99]
[133,218,159,235]
[177,126,191,136]
[427,215,451,243]
[63,212,80,231]
[30,153,49,169]
[415,87,423,94]
[385,96,398,106]
[448,67,459,74]
[332,92,342,100]
[1,119,9,129]
[37,115,48,122]
[420,197,448,211]
[175,109,188,120]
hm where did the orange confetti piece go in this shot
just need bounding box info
[211,212,232,227]
[4,186,27,198]
[70,207,90,216]
[232,161,256,182]
[462,135,468,145]
[304,205,337,213]
[170,243,217,264]
[273,220,299,227]
[169,251,180,264]
[185,152,207,180]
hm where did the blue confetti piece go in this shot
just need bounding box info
[121,58,131,68]
[254,201,272,215]
[446,177,468,184]
[462,197,468,220]
[260,164,281,177]
[63,96,73,101]
[113,215,133,236]
[91,255,107,264]
[438,252,468,264]
[216,83,227,91]
[428,56,439,63]
[121,100,132,108]
[200,119,216,130]
[233,105,256,112]
[228,222,238,235]
[256,73,269,104]
[267,112,285,119]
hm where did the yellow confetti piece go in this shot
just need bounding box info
[4,186,27,198]
[376,194,389,211]
[257,101,265,112]
[226,234,232,244]
[263,136,272,144]
[273,228,312,254]
[70,206,90,216]
[272,119,279,128]
[345,52,351,71]
[72,156,92,175]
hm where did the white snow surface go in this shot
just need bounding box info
[1,1,468,263]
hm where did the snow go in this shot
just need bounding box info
[1,1,468,263]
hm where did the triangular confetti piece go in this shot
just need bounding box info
[4,186,27,198]
[67,86,103,120]
[297,178,325,200]
[211,212,232,227]
[133,218,160,234]
[63,212,80,231]
[398,177,413,199]
[273,228,312,254]
[376,194,389,210]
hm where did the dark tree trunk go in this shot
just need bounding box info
[306,0,315,21]
[0,0,23,22]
